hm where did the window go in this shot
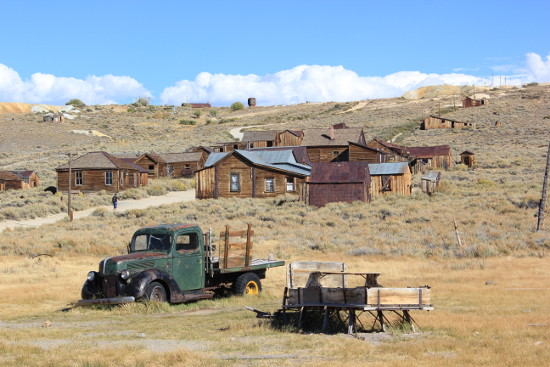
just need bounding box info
[167,165,174,176]
[133,173,138,187]
[105,171,113,185]
[381,175,392,192]
[131,234,172,252]
[184,164,191,170]
[265,177,275,192]
[75,171,83,186]
[333,150,340,156]
[286,177,295,192]
[176,233,199,252]
[230,173,240,192]
[148,165,154,170]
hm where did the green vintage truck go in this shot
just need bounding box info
[78,223,284,305]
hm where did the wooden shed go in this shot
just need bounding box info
[306,162,371,207]
[301,125,366,163]
[421,171,441,195]
[348,142,386,163]
[460,150,475,167]
[276,130,304,147]
[195,149,311,199]
[366,138,409,163]
[0,170,40,190]
[421,116,476,130]
[368,162,411,199]
[56,151,148,193]
[408,145,453,172]
[462,97,488,108]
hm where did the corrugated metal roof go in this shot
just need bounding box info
[309,162,370,183]
[250,146,311,165]
[368,162,409,175]
[421,171,441,181]
[236,150,311,176]
[204,152,229,168]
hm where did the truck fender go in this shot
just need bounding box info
[126,269,178,301]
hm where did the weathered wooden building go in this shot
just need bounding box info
[276,130,304,147]
[301,125,366,163]
[368,162,411,199]
[305,162,371,207]
[0,170,40,191]
[134,152,206,179]
[348,142,386,163]
[195,149,311,199]
[241,130,278,148]
[421,116,476,130]
[460,150,475,167]
[408,145,453,172]
[366,138,409,163]
[56,151,148,193]
[462,97,488,108]
[43,113,65,123]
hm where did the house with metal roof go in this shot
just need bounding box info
[56,151,148,193]
[368,162,411,199]
[306,162,371,207]
[195,149,311,199]
[301,124,366,163]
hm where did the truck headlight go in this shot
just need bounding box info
[87,271,96,281]
[120,270,130,281]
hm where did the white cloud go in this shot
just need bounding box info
[160,66,496,107]
[525,52,550,82]
[0,63,151,105]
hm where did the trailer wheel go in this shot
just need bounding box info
[144,281,167,302]
[233,273,262,296]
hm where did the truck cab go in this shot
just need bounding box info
[79,223,284,305]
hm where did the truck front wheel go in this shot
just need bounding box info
[144,281,167,302]
[233,273,262,296]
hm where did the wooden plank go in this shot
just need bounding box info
[366,288,431,306]
[288,261,346,288]
[219,229,255,238]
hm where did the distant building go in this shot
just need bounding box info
[421,116,476,130]
[181,102,211,108]
[462,97,488,108]
[0,170,40,191]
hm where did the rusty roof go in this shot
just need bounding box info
[309,162,370,184]
[408,145,451,158]
[301,127,364,146]
[0,171,22,181]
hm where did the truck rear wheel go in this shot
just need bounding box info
[233,273,262,296]
[144,281,167,302]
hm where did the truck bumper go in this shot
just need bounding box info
[76,296,135,306]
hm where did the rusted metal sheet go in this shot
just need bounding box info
[307,162,370,206]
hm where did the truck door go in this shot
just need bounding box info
[172,232,204,291]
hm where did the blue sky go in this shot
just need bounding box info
[1,1,549,106]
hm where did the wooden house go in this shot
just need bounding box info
[421,171,441,195]
[135,152,206,178]
[195,149,311,199]
[56,151,148,193]
[305,162,371,207]
[276,130,304,147]
[368,162,411,199]
[421,115,476,130]
[460,150,475,167]
[0,170,40,191]
[301,125,366,163]
[408,145,453,172]
[462,97,488,108]
[348,142,386,163]
[241,130,278,148]
[366,138,410,163]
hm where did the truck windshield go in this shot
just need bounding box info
[131,233,172,252]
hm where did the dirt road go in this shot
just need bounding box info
[0,190,195,233]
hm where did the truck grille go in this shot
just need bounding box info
[101,275,117,298]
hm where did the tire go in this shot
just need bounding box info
[144,281,167,302]
[233,273,262,296]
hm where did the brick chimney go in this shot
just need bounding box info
[330,125,335,140]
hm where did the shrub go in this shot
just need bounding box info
[193,111,202,118]
[132,97,150,107]
[146,185,167,196]
[231,102,244,111]
[208,110,218,117]
[65,99,86,108]
[180,119,197,125]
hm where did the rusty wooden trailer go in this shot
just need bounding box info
[279,262,433,334]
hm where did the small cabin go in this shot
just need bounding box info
[305,162,371,207]
[460,151,475,167]
[421,116,476,130]
[241,130,278,149]
[368,162,411,199]
[0,170,40,190]
[301,125,366,163]
[421,171,441,195]
[462,97,488,108]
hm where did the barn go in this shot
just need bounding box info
[306,162,371,207]
[195,149,310,199]
[368,162,411,199]
[56,151,148,193]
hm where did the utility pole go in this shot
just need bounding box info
[67,153,74,222]
[537,142,550,231]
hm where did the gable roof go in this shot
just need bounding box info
[56,151,139,171]
[203,149,311,176]
[0,171,23,181]
[241,130,277,142]
[156,152,203,163]
[250,146,312,165]
[368,162,409,175]
[301,127,364,146]
[309,162,370,184]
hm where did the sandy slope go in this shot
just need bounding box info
[0,190,195,232]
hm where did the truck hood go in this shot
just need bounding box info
[109,252,166,263]
[99,252,167,275]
